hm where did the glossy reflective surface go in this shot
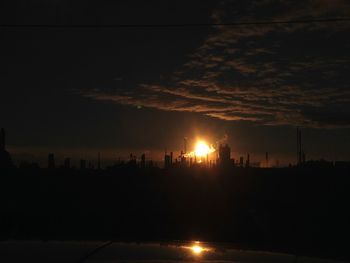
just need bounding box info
[0,241,346,263]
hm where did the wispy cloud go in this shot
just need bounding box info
[80,0,350,128]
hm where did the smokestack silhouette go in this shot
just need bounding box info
[266,152,269,167]
[246,153,250,168]
[98,152,101,170]
[297,127,303,165]
[0,128,5,151]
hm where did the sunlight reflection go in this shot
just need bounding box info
[182,241,211,256]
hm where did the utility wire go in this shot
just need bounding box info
[1,17,350,29]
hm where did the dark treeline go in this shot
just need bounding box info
[0,166,349,261]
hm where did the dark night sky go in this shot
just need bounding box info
[1,0,350,166]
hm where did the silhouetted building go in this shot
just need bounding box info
[164,152,171,169]
[265,152,269,167]
[0,128,13,169]
[141,153,146,168]
[180,151,187,166]
[88,161,94,169]
[246,153,250,168]
[218,144,231,166]
[64,157,71,169]
[129,153,137,167]
[48,153,55,169]
[80,159,86,170]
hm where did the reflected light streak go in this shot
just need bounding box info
[182,241,211,256]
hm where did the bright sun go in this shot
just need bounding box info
[191,245,203,254]
[194,141,211,157]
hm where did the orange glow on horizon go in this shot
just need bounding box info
[182,241,211,255]
[194,141,211,157]
[191,245,204,254]
[183,138,216,163]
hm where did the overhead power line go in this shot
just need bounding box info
[1,17,350,29]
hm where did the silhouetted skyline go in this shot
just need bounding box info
[1,3,350,262]
[1,0,350,165]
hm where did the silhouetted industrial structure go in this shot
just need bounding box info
[164,150,172,169]
[1,128,349,171]
[64,157,71,169]
[0,128,13,169]
[98,152,101,170]
[0,128,4,150]
[297,127,306,166]
[246,153,250,168]
[239,156,244,167]
[218,144,231,166]
[141,153,146,168]
[48,153,55,169]
[80,159,86,170]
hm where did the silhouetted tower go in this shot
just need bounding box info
[184,137,187,154]
[219,144,231,165]
[0,128,5,151]
[164,149,171,168]
[246,153,250,168]
[170,152,173,165]
[180,150,186,165]
[141,153,146,168]
[297,127,303,166]
[265,152,269,168]
[48,153,55,169]
[64,157,71,169]
[97,152,101,170]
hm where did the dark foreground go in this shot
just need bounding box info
[0,240,347,263]
[0,167,349,261]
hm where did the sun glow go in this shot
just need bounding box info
[194,140,215,157]
[191,245,204,254]
[194,141,210,157]
[181,242,211,255]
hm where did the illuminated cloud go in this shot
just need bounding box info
[81,0,350,128]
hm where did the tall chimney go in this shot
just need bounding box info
[297,127,302,166]
[297,127,299,165]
